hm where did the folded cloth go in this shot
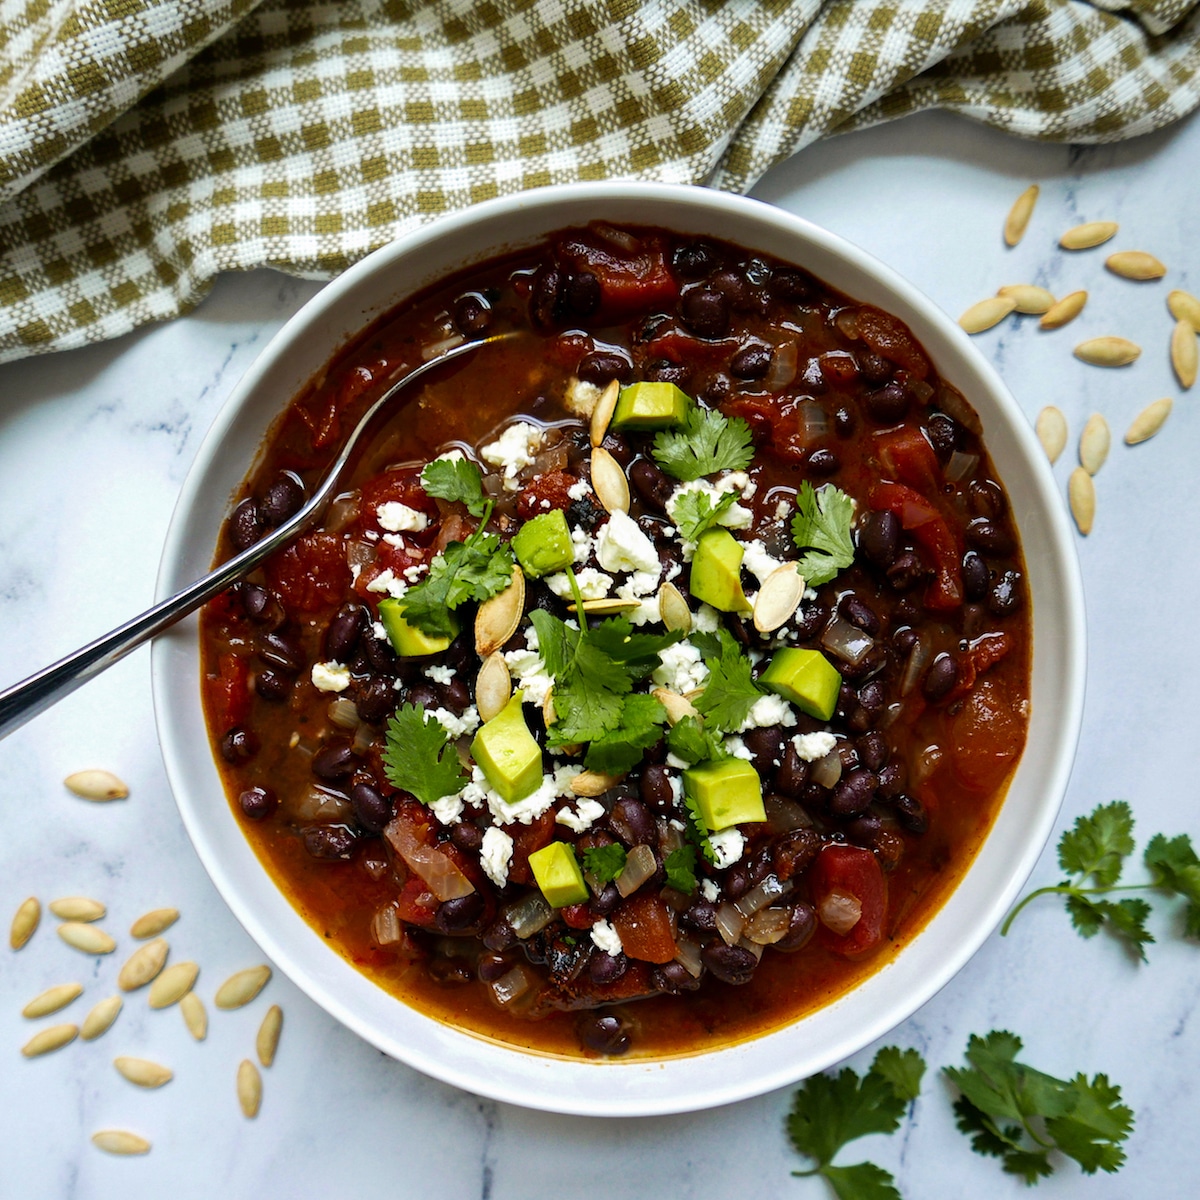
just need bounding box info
[1,0,1198,364]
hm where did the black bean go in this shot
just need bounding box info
[312,740,356,781]
[361,631,400,675]
[702,375,731,405]
[220,727,258,765]
[428,957,473,986]
[680,287,730,339]
[962,551,990,602]
[229,499,263,551]
[591,884,621,917]
[450,822,483,853]
[239,786,277,820]
[923,653,958,702]
[644,358,689,386]
[807,448,840,476]
[433,893,486,935]
[793,602,828,642]
[477,953,511,982]
[746,847,773,888]
[969,479,1008,521]
[966,517,1014,557]
[864,381,909,423]
[834,405,857,437]
[857,679,885,721]
[729,343,772,380]
[453,293,492,335]
[261,473,305,527]
[926,412,958,460]
[404,682,438,710]
[711,268,755,312]
[775,902,818,952]
[682,900,718,932]
[893,793,928,834]
[303,824,358,860]
[239,583,278,625]
[700,943,758,986]
[578,349,634,385]
[627,458,673,515]
[609,797,655,848]
[600,431,633,468]
[831,769,879,817]
[639,763,675,813]
[858,351,892,384]
[530,266,563,328]
[258,629,305,675]
[723,864,750,900]
[588,950,628,985]
[324,603,365,663]
[988,570,1024,618]
[857,510,899,569]
[886,551,926,591]
[846,813,883,843]
[355,676,397,724]
[774,743,810,798]
[767,268,814,303]
[876,761,904,800]
[892,626,918,656]
[576,1012,632,1056]
[438,678,471,714]
[254,668,293,702]
[839,594,881,636]
[772,827,821,881]
[562,271,601,319]
[856,731,889,774]
[349,782,392,834]
[482,919,517,952]
[650,961,702,994]
[672,241,719,280]
[741,726,785,778]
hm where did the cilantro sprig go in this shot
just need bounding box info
[381,703,469,806]
[652,404,754,482]
[692,627,762,733]
[671,486,738,543]
[791,481,855,587]
[664,844,699,894]
[1001,800,1200,961]
[421,455,491,519]
[787,1047,926,1200]
[945,1031,1133,1185]
[582,844,627,886]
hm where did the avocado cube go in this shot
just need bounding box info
[377,597,457,657]
[760,648,842,721]
[689,528,751,614]
[511,509,574,578]
[683,759,765,832]
[528,841,590,908]
[612,381,691,431]
[470,690,543,803]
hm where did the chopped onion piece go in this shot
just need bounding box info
[734,874,791,919]
[328,698,360,730]
[488,964,536,1008]
[421,333,465,361]
[673,936,704,978]
[797,401,830,442]
[945,450,980,483]
[834,309,861,340]
[504,892,554,939]
[914,743,945,784]
[820,616,875,666]
[346,540,376,573]
[371,903,403,947]
[764,795,813,833]
[386,818,475,901]
[658,820,684,856]
[616,844,657,898]
[286,787,354,823]
[592,222,641,252]
[736,937,765,962]
[819,887,862,935]
[745,907,792,945]
[765,340,799,391]
[351,723,375,756]
[900,633,931,697]
[810,750,843,790]
[324,490,361,534]
[715,902,746,947]
[936,382,982,434]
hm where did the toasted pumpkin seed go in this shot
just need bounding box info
[81,995,123,1041]
[570,770,623,798]
[118,938,169,991]
[63,769,128,801]
[180,990,207,1041]
[215,965,272,1010]
[474,564,524,658]
[753,563,805,633]
[9,896,39,950]
[257,1004,283,1067]
[590,379,619,447]
[566,597,640,616]
[1125,397,1173,445]
[474,653,512,723]
[130,908,179,939]
[1035,407,1068,463]
[1060,221,1118,250]
[1171,318,1197,389]
[114,1056,173,1089]
[21,1023,78,1057]
[238,1059,263,1118]
[91,1130,150,1156]
[997,284,1055,315]
[958,295,1016,334]
[22,982,83,1019]
[1079,414,1111,476]
[1039,290,1088,330]
[1074,336,1140,367]
[1105,250,1166,280]
[657,581,692,633]
[148,960,199,1009]
[1068,468,1095,536]
[1003,184,1038,246]
[48,896,106,922]
[1168,289,1200,331]
[650,688,699,726]
[590,445,630,514]
[58,922,116,955]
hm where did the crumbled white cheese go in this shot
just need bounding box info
[666,475,753,535]
[433,448,465,464]
[666,752,689,770]
[555,797,605,833]
[376,501,428,533]
[310,661,351,693]
[567,479,592,501]
[563,377,602,417]
[738,693,798,732]
[700,878,720,902]
[365,567,407,599]
[403,564,426,583]
[707,827,746,869]
[503,647,553,706]
[467,764,578,827]
[429,793,464,825]
[480,826,514,888]
[372,620,388,641]
[624,569,661,598]
[425,664,456,684]
[792,731,838,762]
[429,705,481,740]
[546,567,612,601]
[652,640,710,694]
[571,524,594,565]
[693,604,721,632]
[480,421,545,489]
[724,736,755,761]
[614,584,662,627]
[775,499,792,521]
[590,919,624,956]
[741,539,787,587]
[595,510,662,577]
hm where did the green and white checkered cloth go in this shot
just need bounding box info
[2,0,1199,364]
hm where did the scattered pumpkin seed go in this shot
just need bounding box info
[63,769,128,801]
[1035,407,1068,463]
[753,563,805,633]
[650,688,699,726]
[114,1056,173,1089]
[81,995,123,1041]
[1060,221,1118,250]
[566,597,640,616]
[21,1023,78,1057]
[1068,467,1096,536]
[91,1130,150,1156]
[1168,288,1200,331]
[1003,184,1038,246]
[257,1004,283,1067]
[657,581,692,633]
[958,295,1016,334]
[180,990,208,1041]
[1079,414,1111,476]
[1105,250,1167,280]
[22,982,83,1019]
[997,284,1055,314]
[474,564,524,658]
[148,961,199,1009]
[48,896,106,922]
[1170,318,1197,389]
[1039,290,1088,330]
[118,938,169,991]
[590,379,619,447]
[589,445,630,514]
[215,965,272,1010]
[1125,397,1173,445]
[474,652,512,723]
[57,922,116,955]
[570,770,623,798]
[238,1059,263,1118]
[130,908,179,939]
[9,897,39,950]
[1074,336,1140,367]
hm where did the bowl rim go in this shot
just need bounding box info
[152,180,1086,1116]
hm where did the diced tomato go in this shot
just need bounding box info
[869,482,963,612]
[855,307,931,380]
[395,877,439,927]
[558,233,679,317]
[946,631,1012,703]
[610,892,676,964]
[949,678,1026,794]
[875,427,942,494]
[645,329,738,370]
[207,652,251,732]
[358,467,437,535]
[516,469,579,520]
[811,844,887,958]
[265,533,350,611]
[560,903,595,931]
[503,811,557,886]
[819,351,859,385]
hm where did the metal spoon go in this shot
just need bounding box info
[0,332,513,741]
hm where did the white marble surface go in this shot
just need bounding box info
[3,109,1199,1198]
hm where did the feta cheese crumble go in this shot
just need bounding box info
[480,421,545,489]
[595,509,662,577]
[376,501,428,533]
[707,827,746,869]
[555,797,605,833]
[546,567,612,601]
[429,705,481,740]
[310,661,351,693]
[480,826,514,888]
[652,640,710,694]
[590,919,624,956]
[424,664,456,685]
[738,693,798,732]
[792,731,838,762]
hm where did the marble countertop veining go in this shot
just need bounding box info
[3,109,1199,1199]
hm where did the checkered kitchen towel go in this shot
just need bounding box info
[2,0,1199,364]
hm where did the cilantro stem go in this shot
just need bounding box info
[1001,881,1157,936]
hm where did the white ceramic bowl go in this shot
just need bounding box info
[153,182,1085,1117]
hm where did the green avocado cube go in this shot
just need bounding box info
[760,648,842,721]
[612,381,691,431]
[470,690,543,803]
[511,509,574,578]
[377,597,457,657]
[689,528,751,614]
[528,841,590,908]
[683,759,765,832]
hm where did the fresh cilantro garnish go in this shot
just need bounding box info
[664,845,699,894]
[585,617,684,678]
[665,715,728,766]
[584,693,668,775]
[680,784,718,866]
[790,482,855,587]
[420,456,490,519]
[694,627,762,733]
[400,531,514,638]
[381,703,469,806]
[787,1046,926,1200]
[652,404,754,482]
[582,844,627,885]
[945,1031,1133,1185]
[671,487,738,543]
[1002,800,1200,961]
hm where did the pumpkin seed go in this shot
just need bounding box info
[48,896,106,922]
[657,581,692,633]
[1074,336,1140,367]
[1035,407,1068,463]
[118,938,169,991]
[753,563,804,633]
[1105,250,1166,280]
[215,964,272,1010]
[81,995,123,1041]
[1171,318,1197,389]
[650,688,699,726]
[590,379,620,447]
[958,295,1016,334]
[1168,288,1200,331]
[590,445,630,514]
[1003,184,1038,246]
[114,1056,173,1089]
[130,908,179,939]
[1125,397,1173,445]
[148,961,199,1009]
[9,896,39,950]
[22,982,83,1019]
[237,1059,263,1118]
[1060,220,1118,250]
[566,597,640,616]
[997,284,1055,315]
[63,769,128,801]
[474,653,512,723]
[474,564,525,658]
[180,990,207,1041]
[91,1130,150,1156]
[21,1023,78,1057]
[1079,414,1111,476]
[570,770,623,798]
[257,1004,283,1067]
[1068,467,1096,536]
[1039,290,1088,330]
[58,922,116,955]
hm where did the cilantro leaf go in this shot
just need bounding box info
[586,617,683,679]
[400,533,514,637]
[694,627,761,733]
[680,783,718,865]
[1058,800,1134,886]
[665,715,728,767]
[652,404,754,482]
[1144,833,1200,937]
[790,482,855,587]
[584,693,667,775]
[664,845,698,894]
[819,1163,902,1200]
[582,844,627,885]
[871,1046,926,1103]
[420,456,489,518]
[381,703,469,806]
[671,487,738,543]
